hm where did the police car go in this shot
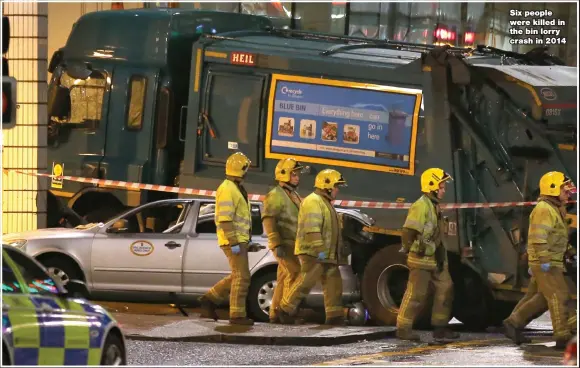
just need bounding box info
[2,245,126,365]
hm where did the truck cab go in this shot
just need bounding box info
[46,8,272,225]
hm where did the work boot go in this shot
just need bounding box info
[433,326,460,342]
[275,307,297,325]
[502,320,531,345]
[396,329,421,342]
[325,316,346,326]
[229,317,255,326]
[269,315,280,324]
[198,296,219,321]
[554,338,569,351]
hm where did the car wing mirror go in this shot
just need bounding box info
[106,219,129,234]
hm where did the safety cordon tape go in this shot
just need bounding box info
[9,170,577,210]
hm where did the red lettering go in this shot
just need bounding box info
[230,52,256,66]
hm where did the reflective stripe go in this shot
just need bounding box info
[404,220,423,229]
[302,221,321,229]
[529,232,549,240]
[530,224,553,231]
[303,213,323,220]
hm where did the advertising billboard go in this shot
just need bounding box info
[265,74,422,175]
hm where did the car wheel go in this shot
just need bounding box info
[42,257,85,296]
[100,333,126,365]
[247,271,277,322]
[361,245,431,327]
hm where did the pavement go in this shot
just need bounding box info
[115,312,396,346]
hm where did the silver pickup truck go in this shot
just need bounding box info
[4,198,374,322]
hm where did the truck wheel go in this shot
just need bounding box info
[361,245,430,326]
[247,270,277,322]
[451,270,495,331]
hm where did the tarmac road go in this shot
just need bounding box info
[98,301,568,366]
[124,331,562,366]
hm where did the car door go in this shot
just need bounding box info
[182,201,269,294]
[90,201,192,292]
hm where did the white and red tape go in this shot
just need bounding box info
[10,170,576,210]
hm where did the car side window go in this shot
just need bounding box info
[119,203,191,234]
[194,203,263,236]
[2,257,24,294]
[4,249,59,296]
[251,205,263,236]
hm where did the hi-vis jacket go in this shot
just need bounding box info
[295,191,347,264]
[527,197,569,269]
[262,184,301,250]
[215,179,252,246]
[403,194,443,270]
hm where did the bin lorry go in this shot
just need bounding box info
[44,8,577,329]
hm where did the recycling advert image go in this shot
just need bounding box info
[265,74,422,175]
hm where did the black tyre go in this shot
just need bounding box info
[100,332,126,365]
[361,245,432,326]
[450,263,498,331]
[41,256,87,298]
[247,270,278,322]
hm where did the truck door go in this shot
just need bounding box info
[47,65,112,194]
[100,67,158,189]
[197,69,266,169]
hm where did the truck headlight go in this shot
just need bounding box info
[5,239,27,249]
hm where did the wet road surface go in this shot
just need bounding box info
[124,332,562,366]
[99,301,568,366]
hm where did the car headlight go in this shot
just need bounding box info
[5,239,27,248]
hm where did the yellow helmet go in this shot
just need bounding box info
[275,158,304,182]
[420,168,453,193]
[539,171,572,196]
[225,152,251,178]
[314,169,347,190]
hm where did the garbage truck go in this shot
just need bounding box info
[44,8,577,329]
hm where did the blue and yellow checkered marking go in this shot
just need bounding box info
[2,294,109,365]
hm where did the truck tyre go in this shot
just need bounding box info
[247,270,277,323]
[361,245,431,326]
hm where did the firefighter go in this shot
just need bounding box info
[262,157,304,323]
[275,169,348,326]
[198,152,254,326]
[396,168,460,342]
[503,171,576,349]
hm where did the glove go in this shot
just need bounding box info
[318,251,328,261]
[231,244,241,255]
[276,246,287,258]
[540,263,551,272]
[528,268,533,276]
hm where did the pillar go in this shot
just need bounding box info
[2,2,48,233]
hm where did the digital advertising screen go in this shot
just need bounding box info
[265,74,422,175]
